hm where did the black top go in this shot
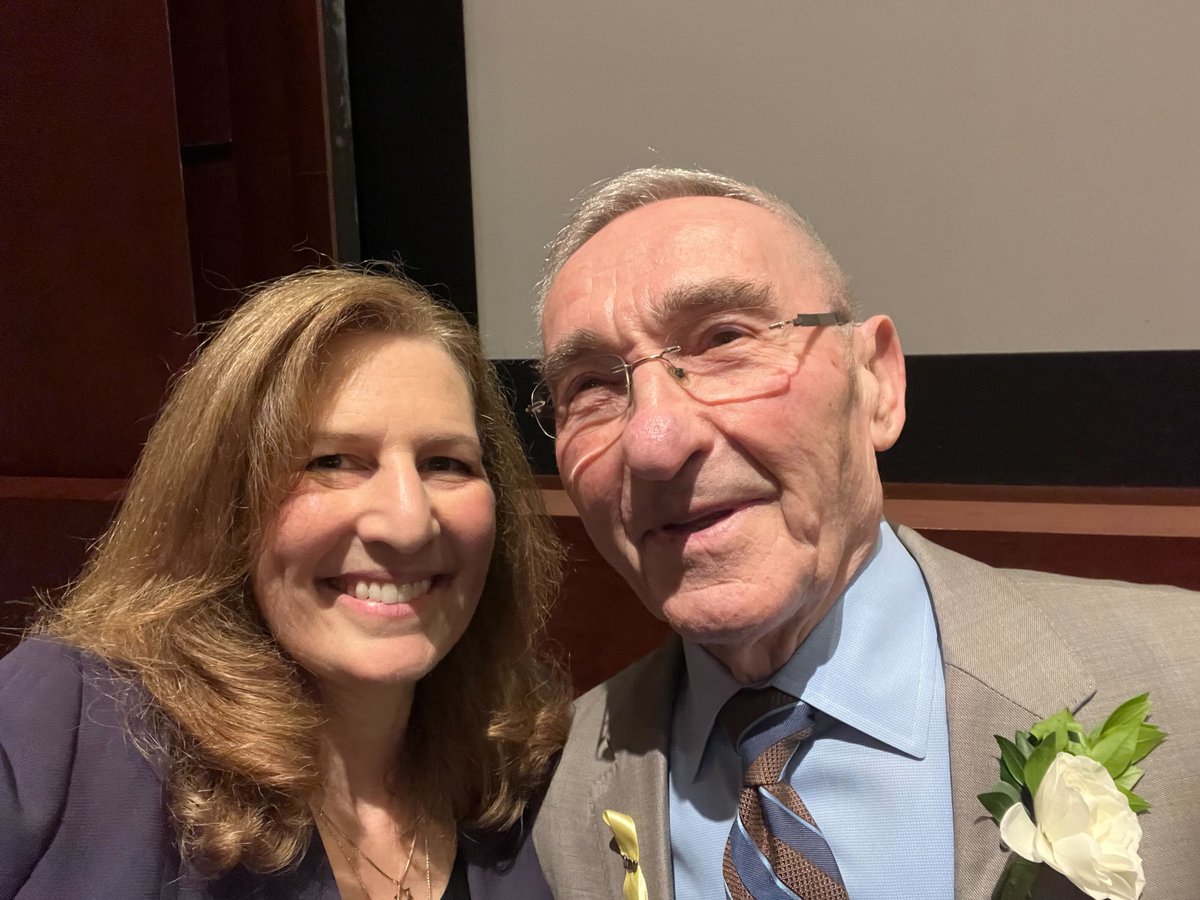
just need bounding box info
[445,850,470,899]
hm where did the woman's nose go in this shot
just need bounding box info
[355,465,440,550]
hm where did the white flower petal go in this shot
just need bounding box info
[1044,833,1111,898]
[1015,753,1145,900]
[1037,781,1092,842]
[999,802,1042,863]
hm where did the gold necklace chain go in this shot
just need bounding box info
[323,820,399,900]
[317,806,428,900]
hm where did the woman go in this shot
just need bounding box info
[0,268,570,898]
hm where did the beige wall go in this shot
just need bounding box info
[464,1,1200,358]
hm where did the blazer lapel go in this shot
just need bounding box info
[536,639,683,900]
[590,639,682,900]
[897,526,1096,900]
[589,747,670,898]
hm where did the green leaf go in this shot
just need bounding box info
[1030,709,1081,745]
[1100,693,1151,737]
[1089,719,1140,778]
[1015,731,1035,758]
[1024,734,1062,798]
[996,735,1027,787]
[1043,729,1064,753]
[991,855,1043,900]
[1118,785,1151,814]
[1065,729,1088,752]
[1114,765,1144,792]
[1061,735,1090,756]
[979,780,1023,823]
[1131,722,1167,764]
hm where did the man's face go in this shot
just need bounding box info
[541,197,905,680]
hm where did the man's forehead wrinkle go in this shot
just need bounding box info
[649,278,778,328]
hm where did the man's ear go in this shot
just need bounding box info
[857,315,906,452]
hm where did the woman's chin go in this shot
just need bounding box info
[308,657,439,697]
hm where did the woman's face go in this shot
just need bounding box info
[253,332,496,692]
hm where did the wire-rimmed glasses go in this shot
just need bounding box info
[528,308,849,441]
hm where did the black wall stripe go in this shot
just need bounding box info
[497,352,1200,486]
[345,2,478,321]
[345,7,1197,488]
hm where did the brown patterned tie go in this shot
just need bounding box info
[720,687,850,900]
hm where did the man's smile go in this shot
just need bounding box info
[639,499,769,548]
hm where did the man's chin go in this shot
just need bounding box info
[661,608,771,650]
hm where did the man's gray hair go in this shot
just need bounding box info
[536,166,853,328]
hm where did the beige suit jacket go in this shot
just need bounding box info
[534,526,1200,899]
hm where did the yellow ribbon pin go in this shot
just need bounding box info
[602,809,650,900]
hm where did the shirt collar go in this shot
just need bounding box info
[674,523,939,782]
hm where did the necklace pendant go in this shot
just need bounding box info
[398,889,412,900]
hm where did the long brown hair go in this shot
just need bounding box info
[41,267,570,874]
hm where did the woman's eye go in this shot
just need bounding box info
[425,456,474,475]
[306,454,346,471]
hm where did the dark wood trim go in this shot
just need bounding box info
[11,474,1195,541]
[536,476,1200,539]
[0,478,126,502]
[881,483,1200,506]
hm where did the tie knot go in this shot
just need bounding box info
[719,687,815,786]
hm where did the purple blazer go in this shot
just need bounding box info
[0,638,553,899]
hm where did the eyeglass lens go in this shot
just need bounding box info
[532,308,813,439]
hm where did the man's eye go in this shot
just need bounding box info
[560,368,625,403]
[674,320,755,356]
[306,454,346,471]
[705,326,747,349]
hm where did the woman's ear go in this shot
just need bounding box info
[856,315,907,451]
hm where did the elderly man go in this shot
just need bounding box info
[529,167,1199,899]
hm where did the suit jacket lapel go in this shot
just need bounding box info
[589,750,669,898]
[535,638,682,900]
[897,526,1096,900]
[590,639,681,900]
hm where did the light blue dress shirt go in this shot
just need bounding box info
[668,523,954,898]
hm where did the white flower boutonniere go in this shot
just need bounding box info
[979,693,1166,900]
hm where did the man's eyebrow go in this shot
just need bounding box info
[538,328,611,381]
[650,278,777,328]
[538,279,777,381]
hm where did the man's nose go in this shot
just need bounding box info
[356,464,440,550]
[619,360,712,481]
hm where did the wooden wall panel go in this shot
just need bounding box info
[1,0,197,479]
[1,2,335,653]
[168,0,334,323]
[546,517,673,695]
[0,497,119,650]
